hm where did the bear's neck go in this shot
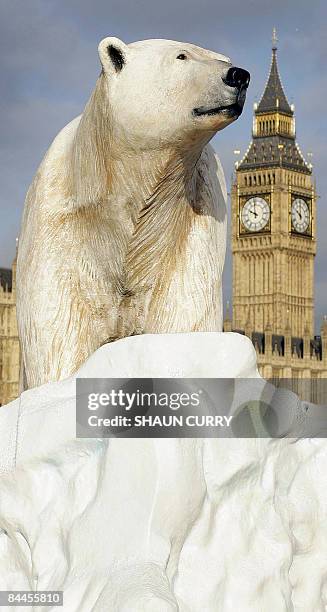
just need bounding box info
[110,146,201,211]
[109,146,204,295]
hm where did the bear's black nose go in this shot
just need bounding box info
[223,67,250,89]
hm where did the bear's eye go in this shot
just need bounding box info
[176,53,187,60]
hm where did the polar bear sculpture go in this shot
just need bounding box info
[16,37,250,389]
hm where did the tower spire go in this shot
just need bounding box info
[256,30,292,115]
[272,27,278,52]
[238,29,312,173]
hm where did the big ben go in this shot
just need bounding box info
[227,30,327,394]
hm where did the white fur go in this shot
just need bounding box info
[16,38,243,389]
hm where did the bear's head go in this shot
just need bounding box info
[98,37,250,151]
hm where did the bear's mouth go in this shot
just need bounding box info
[193,102,243,118]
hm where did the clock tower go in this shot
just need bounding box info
[226,30,327,397]
[232,30,315,339]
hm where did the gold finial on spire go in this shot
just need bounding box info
[272,27,278,51]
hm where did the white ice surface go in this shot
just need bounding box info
[0,332,326,611]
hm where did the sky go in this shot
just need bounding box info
[0,0,326,331]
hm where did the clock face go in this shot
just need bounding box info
[241,197,270,232]
[291,198,310,233]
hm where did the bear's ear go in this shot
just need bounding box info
[98,37,129,75]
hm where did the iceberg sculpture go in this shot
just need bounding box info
[0,332,326,611]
